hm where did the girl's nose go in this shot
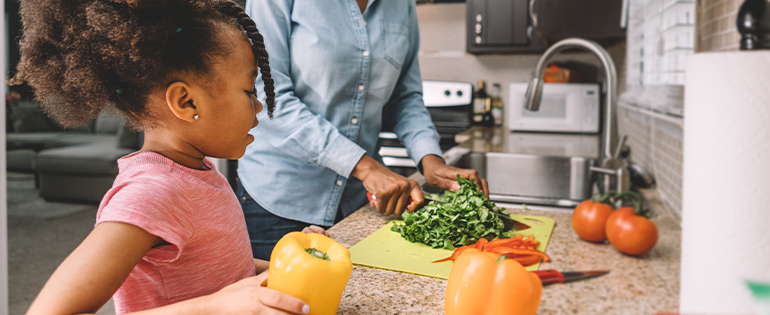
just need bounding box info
[252,94,263,114]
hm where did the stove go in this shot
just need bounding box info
[379,80,473,175]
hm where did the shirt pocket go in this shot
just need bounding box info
[381,22,410,70]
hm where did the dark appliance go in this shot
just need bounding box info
[466,0,545,54]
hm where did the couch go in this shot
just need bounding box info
[6,101,141,203]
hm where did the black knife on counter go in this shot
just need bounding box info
[533,269,609,285]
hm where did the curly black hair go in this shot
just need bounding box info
[9,0,275,128]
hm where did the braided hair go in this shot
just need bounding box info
[217,1,275,119]
[9,0,275,128]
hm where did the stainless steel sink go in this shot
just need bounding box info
[450,152,597,207]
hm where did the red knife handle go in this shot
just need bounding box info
[532,269,565,285]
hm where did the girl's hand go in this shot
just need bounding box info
[421,154,489,197]
[301,225,329,237]
[352,155,424,215]
[204,273,310,315]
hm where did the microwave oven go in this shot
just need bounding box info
[508,82,600,133]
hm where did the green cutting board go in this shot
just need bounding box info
[349,214,556,280]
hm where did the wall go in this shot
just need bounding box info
[1,0,9,312]
[696,0,741,51]
[415,3,626,129]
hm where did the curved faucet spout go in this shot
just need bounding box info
[524,38,618,162]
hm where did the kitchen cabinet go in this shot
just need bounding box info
[532,0,627,45]
[465,0,626,54]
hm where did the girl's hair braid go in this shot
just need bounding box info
[216,1,275,119]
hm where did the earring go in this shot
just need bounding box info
[193,114,199,121]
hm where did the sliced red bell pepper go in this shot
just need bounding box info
[433,235,550,267]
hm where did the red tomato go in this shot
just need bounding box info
[605,207,658,255]
[571,200,614,242]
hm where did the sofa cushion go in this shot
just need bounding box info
[10,102,55,132]
[6,149,36,172]
[6,132,64,151]
[6,133,115,151]
[53,134,115,148]
[38,173,118,204]
[35,143,135,175]
[115,124,141,149]
[95,112,124,134]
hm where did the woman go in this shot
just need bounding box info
[239,0,489,260]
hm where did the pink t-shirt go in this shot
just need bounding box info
[96,151,256,313]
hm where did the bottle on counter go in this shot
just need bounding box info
[491,83,503,126]
[481,94,495,127]
[473,80,490,124]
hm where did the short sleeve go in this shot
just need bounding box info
[96,176,196,263]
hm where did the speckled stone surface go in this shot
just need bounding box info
[328,199,681,314]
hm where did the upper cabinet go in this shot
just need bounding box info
[464,0,627,54]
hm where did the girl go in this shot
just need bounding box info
[11,0,318,314]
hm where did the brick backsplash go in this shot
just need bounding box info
[696,0,741,51]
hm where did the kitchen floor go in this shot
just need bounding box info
[8,173,114,315]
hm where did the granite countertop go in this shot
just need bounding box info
[327,196,681,314]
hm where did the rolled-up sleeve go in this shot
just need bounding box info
[382,1,443,167]
[246,0,366,177]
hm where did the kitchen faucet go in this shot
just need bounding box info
[524,38,627,193]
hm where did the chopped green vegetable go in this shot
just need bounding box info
[390,175,511,249]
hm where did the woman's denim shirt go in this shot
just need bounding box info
[239,0,442,226]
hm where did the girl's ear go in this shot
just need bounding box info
[165,82,198,122]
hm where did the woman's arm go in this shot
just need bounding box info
[245,0,365,178]
[245,0,422,215]
[26,222,308,315]
[383,2,489,196]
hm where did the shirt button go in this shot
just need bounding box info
[351,118,358,124]
[358,85,364,91]
[363,50,369,56]
[336,180,343,186]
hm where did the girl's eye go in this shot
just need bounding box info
[246,88,257,96]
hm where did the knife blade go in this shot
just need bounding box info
[495,213,531,231]
[532,269,609,285]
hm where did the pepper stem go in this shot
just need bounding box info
[306,248,330,261]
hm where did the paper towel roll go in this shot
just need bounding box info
[681,51,770,314]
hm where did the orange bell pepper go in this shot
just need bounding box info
[444,248,542,315]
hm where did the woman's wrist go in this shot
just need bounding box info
[351,154,378,181]
[419,154,446,174]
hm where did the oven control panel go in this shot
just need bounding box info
[422,81,473,107]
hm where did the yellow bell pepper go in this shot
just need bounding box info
[445,248,542,315]
[268,232,353,315]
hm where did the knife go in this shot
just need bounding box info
[532,269,609,285]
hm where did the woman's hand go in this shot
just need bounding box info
[421,155,489,197]
[301,225,329,237]
[351,155,424,215]
[203,273,310,315]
